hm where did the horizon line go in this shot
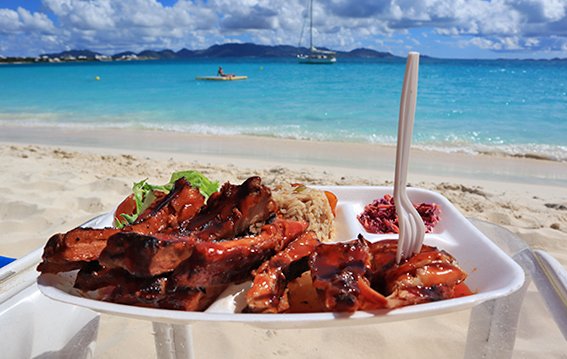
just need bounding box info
[2,42,566,62]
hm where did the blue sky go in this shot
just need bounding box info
[1,0,566,59]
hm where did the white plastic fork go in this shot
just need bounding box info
[394,52,425,264]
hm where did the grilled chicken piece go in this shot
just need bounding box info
[382,245,467,308]
[37,178,204,273]
[309,236,387,312]
[170,219,308,290]
[245,231,319,313]
[181,176,277,241]
[366,239,398,292]
[364,239,467,308]
[99,232,196,277]
[308,237,468,312]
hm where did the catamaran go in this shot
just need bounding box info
[297,0,336,64]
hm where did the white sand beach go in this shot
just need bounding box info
[1,126,566,358]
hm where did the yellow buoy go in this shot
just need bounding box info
[95,76,100,81]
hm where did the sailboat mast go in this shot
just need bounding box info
[297,0,336,63]
[309,0,313,50]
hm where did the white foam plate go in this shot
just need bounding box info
[38,186,525,328]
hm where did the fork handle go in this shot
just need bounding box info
[394,52,420,196]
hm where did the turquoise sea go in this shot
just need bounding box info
[1,58,566,161]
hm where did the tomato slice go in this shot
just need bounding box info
[114,194,136,224]
[324,191,338,217]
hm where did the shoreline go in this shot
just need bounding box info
[1,125,565,188]
[1,120,566,163]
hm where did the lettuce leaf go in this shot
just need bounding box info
[115,170,219,228]
[168,170,219,199]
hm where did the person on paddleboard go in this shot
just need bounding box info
[217,66,234,78]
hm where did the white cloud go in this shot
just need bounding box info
[0,9,21,33]
[0,7,57,55]
[44,0,114,30]
[0,0,566,57]
[509,0,565,23]
[524,37,540,47]
[0,7,55,34]
[37,0,225,53]
[467,37,499,50]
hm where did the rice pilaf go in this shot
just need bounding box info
[271,183,336,242]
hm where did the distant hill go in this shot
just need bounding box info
[138,49,177,59]
[180,43,399,59]
[40,43,401,60]
[7,43,565,63]
[339,48,397,58]
[176,48,195,58]
[189,43,298,57]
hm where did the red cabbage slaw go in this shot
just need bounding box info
[357,194,440,234]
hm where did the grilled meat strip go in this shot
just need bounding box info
[74,262,133,291]
[74,256,225,311]
[181,176,277,241]
[109,276,170,308]
[37,178,205,273]
[98,232,197,277]
[159,286,229,311]
[38,227,121,273]
[97,176,290,279]
[126,177,205,232]
[244,231,320,313]
[74,262,170,308]
[170,219,308,290]
[84,219,307,311]
[310,236,388,312]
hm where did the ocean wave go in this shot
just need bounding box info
[1,114,565,162]
[415,143,567,162]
